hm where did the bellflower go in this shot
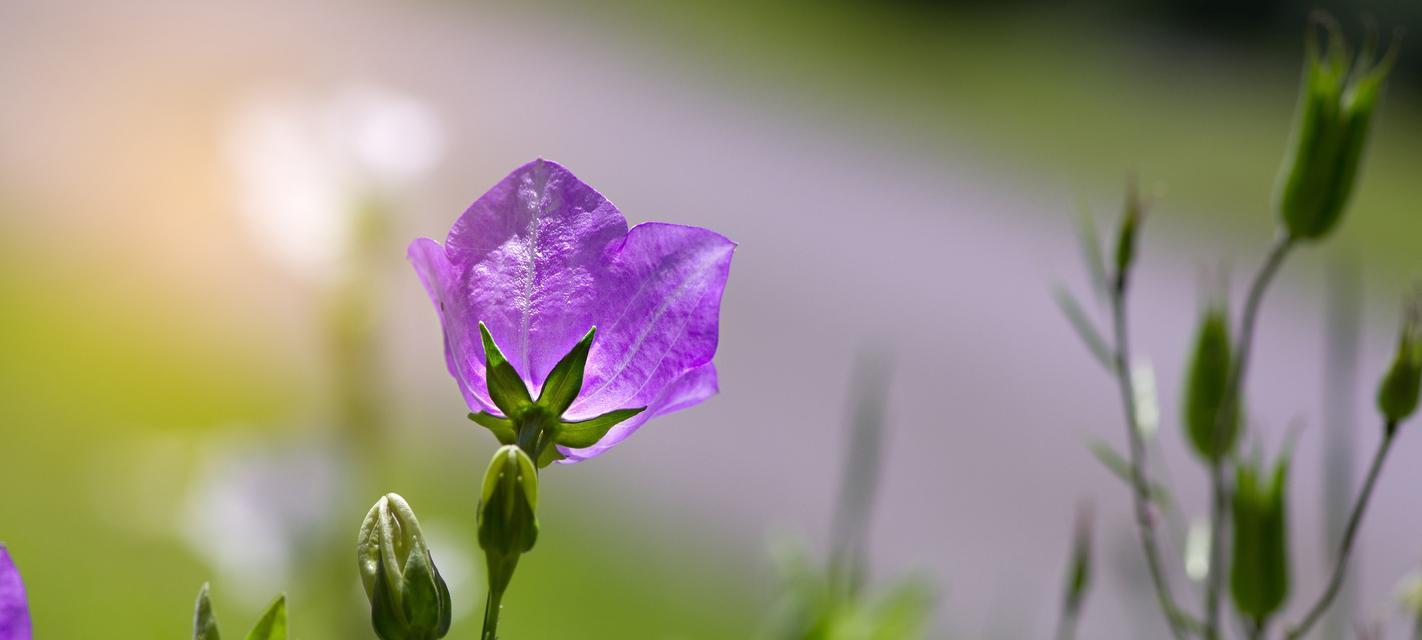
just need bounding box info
[0,545,30,640]
[409,159,735,462]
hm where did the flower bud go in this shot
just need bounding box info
[478,446,539,560]
[1182,304,1239,462]
[1378,297,1422,427]
[1274,16,1397,241]
[357,493,452,640]
[1229,449,1291,620]
[1112,178,1144,290]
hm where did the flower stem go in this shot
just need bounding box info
[482,586,505,640]
[1285,424,1397,640]
[1109,271,1196,639]
[1204,232,1294,639]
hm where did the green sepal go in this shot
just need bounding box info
[469,412,517,445]
[368,571,405,640]
[536,442,567,468]
[538,326,596,416]
[479,322,534,418]
[244,595,287,640]
[399,539,449,637]
[194,583,221,640]
[555,407,646,449]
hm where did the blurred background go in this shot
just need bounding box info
[2,0,1422,637]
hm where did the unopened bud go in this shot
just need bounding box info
[1182,304,1239,462]
[357,493,452,640]
[1229,449,1292,620]
[1378,295,1422,428]
[1275,15,1398,241]
[478,445,539,601]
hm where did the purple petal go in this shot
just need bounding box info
[558,362,719,462]
[0,546,31,640]
[409,236,493,412]
[444,159,628,388]
[568,223,735,421]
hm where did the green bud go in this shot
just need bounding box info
[357,493,452,640]
[1182,304,1239,461]
[1274,16,1398,241]
[1112,178,1144,289]
[1230,449,1292,620]
[478,445,539,559]
[1377,296,1422,427]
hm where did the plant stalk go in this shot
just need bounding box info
[1204,232,1294,638]
[1109,273,1194,640]
[1285,425,1397,639]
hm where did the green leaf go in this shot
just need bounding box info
[468,412,517,445]
[479,322,533,417]
[194,583,221,640]
[538,326,596,416]
[1053,285,1113,370]
[1085,438,1172,508]
[555,407,646,449]
[244,595,287,640]
[1074,199,1109,301]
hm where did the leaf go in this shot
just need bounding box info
[555,407,646,449]
[244,595,287,640]
[538,326,596,416]
[1074,199,1109,301]
[1054,285,1113,370]
[194,583,221,640]
[1085,438,1172,507]
[479,322,533,417]
[468,412,517,445]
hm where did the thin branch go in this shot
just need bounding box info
[1285,425,1398,639]
[1205,233,1295,638]
[1109,273,1197,639]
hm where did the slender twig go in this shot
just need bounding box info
[1108,273,1195,639]
[1285,425,1398,639]
[1055,599,1083,640]
[1204,233,1295,638]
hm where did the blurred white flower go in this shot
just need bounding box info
[1184,517,1211,583]
[1131,358,1160,440]
[223,85,444,281]
[180,434,349,606]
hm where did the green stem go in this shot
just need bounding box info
[1109,272,1195,640]
[481,587,504,640]
[1205,232,1294,638]
[1054,600,1082,640]
[1285,425,1397,639]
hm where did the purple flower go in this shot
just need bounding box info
[410,159,734,462]
[0,546,31,640]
